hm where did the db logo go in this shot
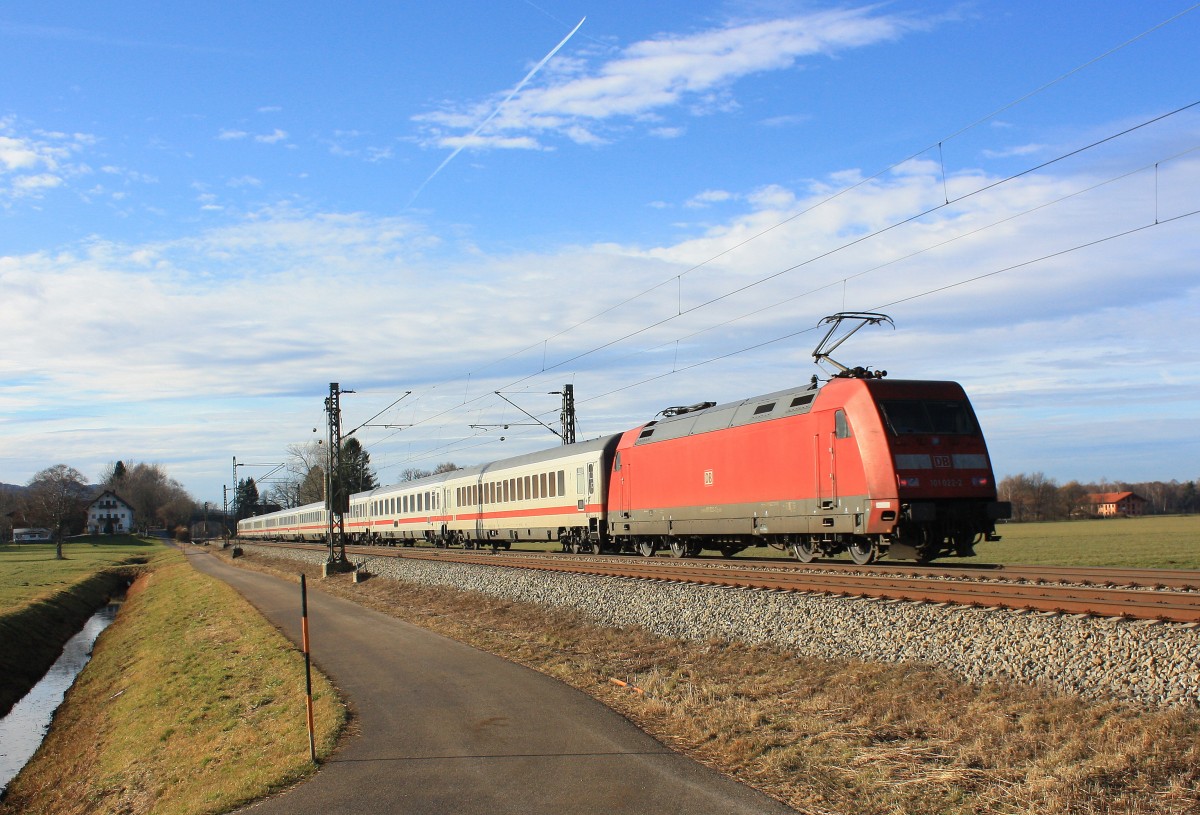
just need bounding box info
[932,455,951,469]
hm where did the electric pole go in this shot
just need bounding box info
[559,384,576,445]
[324,382,354,569]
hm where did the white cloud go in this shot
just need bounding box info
[0,135,42,170]
[218,129,249,140]
[415,7,918,151]
[3,121,1197,496]
[0,120,94,199]
[437,133,542,151]
[255,128,288,144]
[983,143,1047,159]
[12,173,63,193]
[685,189,734,208]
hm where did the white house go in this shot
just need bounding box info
[87,490,136,535]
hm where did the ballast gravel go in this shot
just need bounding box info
[240,544,1200,708]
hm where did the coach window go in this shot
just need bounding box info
[557,470,566,496]
[547,472,556,498]
[517,477,524,501]
[524,475,531,499]
[540,472,548,497]
[835,409,852,439]
[576,467,585,495]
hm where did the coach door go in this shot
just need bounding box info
[816,411,840,510]
[616,452,632,525]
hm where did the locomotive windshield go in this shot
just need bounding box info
[879,399,977,436]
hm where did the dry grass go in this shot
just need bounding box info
[0,552,345,815]
[225,550,1200,815]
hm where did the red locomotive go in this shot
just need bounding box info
[607,314,1009,562]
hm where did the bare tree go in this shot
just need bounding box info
[25,465,89,559]
[298,465,325,505]
[268,441,327,508]
[113,462,195,532]
[400,463,460,482]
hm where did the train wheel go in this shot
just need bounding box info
[636,539,657,557]
[669,539,688,558]
[790,539,817,563]
[848,538,876,565]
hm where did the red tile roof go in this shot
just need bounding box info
[1085,491,1144,505]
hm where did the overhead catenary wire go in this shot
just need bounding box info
[459,4,1200,382]
[333,9,1200,474]
[364,123,1199,472]
[375,186,1200,473]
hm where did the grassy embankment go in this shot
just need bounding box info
[0,540,345,815]
[0,536,159,716]
[223,524,1200,815]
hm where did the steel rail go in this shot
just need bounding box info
[243,541,1200,624]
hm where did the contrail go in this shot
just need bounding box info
[408,16,585,207]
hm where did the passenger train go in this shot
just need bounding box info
[238,361,1010,564]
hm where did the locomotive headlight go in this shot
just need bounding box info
[897,476,920,488]
[972,476,990,487]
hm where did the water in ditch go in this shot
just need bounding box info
[0,601,121,796]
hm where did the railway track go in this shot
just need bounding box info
[244,541,1200,624]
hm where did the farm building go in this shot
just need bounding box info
[1085,491,1147,517]
[87,490,136,534]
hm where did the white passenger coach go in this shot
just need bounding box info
[237,435,621,552]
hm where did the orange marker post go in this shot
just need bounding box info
[301,574,317,764]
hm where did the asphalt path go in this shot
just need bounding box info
[182,546,797,814]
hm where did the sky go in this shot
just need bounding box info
[2,0,1198,505]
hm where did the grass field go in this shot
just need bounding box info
[0,544,346,815]
[962,515,1200,569]
[0,535,165,610]
[502,515,1200,569]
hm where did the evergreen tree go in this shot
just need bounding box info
[339,438,377,494]
[234,477,260,520]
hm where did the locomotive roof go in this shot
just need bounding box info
[636,378,969,446]
[637,380,824,445]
